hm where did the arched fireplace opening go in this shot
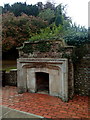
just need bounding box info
[35,72,49,93]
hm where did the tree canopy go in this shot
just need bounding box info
[2,12,48,51]
[3,2,39,17]
[2,1,89,53]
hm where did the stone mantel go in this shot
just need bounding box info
[17,58,69,102]
[17,40,74,102]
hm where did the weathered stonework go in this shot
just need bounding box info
[17,40,74,102]
[18,40,73,58]
[17,58,69,101]
[68,59,74,99]
[74,47,90,96]
[5,69,17,86]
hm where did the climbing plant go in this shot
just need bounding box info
[22,44,33,53]
[36,41,51,52]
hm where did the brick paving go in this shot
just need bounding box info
[1,86,89,119]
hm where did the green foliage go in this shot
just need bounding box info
[55,4,62,16]
[36,41,51,52]
[71,44,88,65]
[2,1,89,55]
[38,8,55,24]
[44,2,55,10]
[2,2,55,17]
[62,52,71,59]
[55,15,63,26]
[63,24,88,46]
[26,5,39,17]
[2,12,48,52]
[88,27,90,40]
[3,4,11,13]
[2,67,17,72]
[22,41,51,53]
[37,2,43,11]
[29,24,65,43]
[0,6,2,14]
[55,4,65,26]
[27,9,88,47]
[58,45,65,52]
[2,2,70,27]
[22,44,33,53]
[3,2,39,17]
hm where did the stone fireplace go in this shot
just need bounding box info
[17,40,74,102]
[36,72,49,92]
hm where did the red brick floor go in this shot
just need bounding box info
[1,86,89,119]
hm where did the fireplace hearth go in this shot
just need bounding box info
[36,72,49,92]
[17,40,74,102]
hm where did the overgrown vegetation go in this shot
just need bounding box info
[35,41,51,52]
[2,1,89,62]
[22,41,51,53]
[71,44,88,65]
[22,43,33,53]
[2,12,48,52]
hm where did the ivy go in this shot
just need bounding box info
[71,44,88,65]
[22,44,33,53]
[62,53,71,59]
[35,41,51,52]
[22,41,51,53]
[58,45,65,52]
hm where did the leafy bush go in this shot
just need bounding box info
[63,25,88,46]
[2,12,48,52]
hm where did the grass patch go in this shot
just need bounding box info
[2,67,17,72]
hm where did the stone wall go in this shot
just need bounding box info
[18,40,74,59]
[74,46,90,96]
[17,58,69,102]
[2,40,89,98]
[2,69,17,86]
[17,40,75,101]
[68,59,74,99]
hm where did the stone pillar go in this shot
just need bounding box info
[17,60,27,93]
[68,59,74,99]
[27,69,36,93]
[49,70,60,97]
[60,60,68,102]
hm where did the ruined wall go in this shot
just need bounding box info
[18,40,73,58]
[2,69,17,86]
[2,40,89,97]
[17,40,74,99]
